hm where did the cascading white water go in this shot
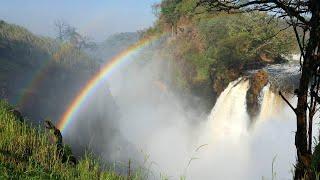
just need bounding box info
[187,78,296,180]
[250,84,296,180]
[108,62,296,179]
[189,79,251,180]
[205,78,250,141]
[258,84,285,121]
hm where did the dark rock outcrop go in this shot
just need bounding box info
[9,108,24,123]
[210,65,241,99]
[246,70,269,120]
[44,120,77,165]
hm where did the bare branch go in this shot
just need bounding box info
[292,22,306,58]
[279,91,297,113]
[198,0,309,25]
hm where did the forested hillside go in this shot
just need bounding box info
[0,19,99,123]
[0,19,167,179]
[91,32,141,62]
[0,19,141,174]
[145,0,298,109]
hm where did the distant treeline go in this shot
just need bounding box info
[0,19,138,164]
[0,19,100,123]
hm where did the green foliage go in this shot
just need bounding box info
[151,1,297,94]
[198,12,296,66]
[176,0,197,15]
[0,100,125,179]
[160,0,183,26]
[0,20,54,70]
[312,142,320,175]
[0,20,56,53]
[52,42,97,71]
[0,19,99,114]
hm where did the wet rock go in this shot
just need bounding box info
[246,70,269,121]
[9,109,24,123]
[264,63,300,93]
[45,120,62,146]
[44,120,77,165]
[210,65,241,97]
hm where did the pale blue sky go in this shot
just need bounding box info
[0,0,159,41]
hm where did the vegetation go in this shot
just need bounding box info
[92,32,141,62]
[197,0,320,179]
[0,0,313,178]
[147,0,297,108]
[0,20,148,179]
[0,20,96,71]
[0,19,100,122]
[0,100,125,179]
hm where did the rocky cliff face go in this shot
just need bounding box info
[245,63,300,122]
[210,65,241,97]
[246,70,269,120]
[210,60,300,123]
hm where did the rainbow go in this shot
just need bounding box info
[57,34,163,133]
[17,63,52,108]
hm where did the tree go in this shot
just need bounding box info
[197,0,319,179]
[159,0,183,35]
[54,20,68,42]
[54,20,96,52]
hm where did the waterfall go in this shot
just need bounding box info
[258,84,285,121]
[109,67,296,179]
[206,79,291,136]
[190,78,296,180]
[206,78,250,141]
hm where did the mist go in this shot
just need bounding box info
[61,42,300,179]
[1,0,318,179]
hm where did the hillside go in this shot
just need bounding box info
[0,100,126,179]
[0,19,100,123]
[91,32,141,63]
[0,20,131,170]
[0,18,160,179]
[144,0,298,110]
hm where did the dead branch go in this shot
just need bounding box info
[279,91,297,113]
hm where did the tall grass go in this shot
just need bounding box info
[0,100,125,179]
[0,99,198,179]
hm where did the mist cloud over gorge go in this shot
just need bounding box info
[63,42,298,179]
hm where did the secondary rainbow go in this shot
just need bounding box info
[57,34,163,132]
[17,63,52,108]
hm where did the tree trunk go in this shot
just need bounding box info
[295,50,311,180]
[294,1,320,179]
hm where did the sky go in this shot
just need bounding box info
[0,0,159,41]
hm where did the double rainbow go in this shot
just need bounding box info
[56,34,163,132]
